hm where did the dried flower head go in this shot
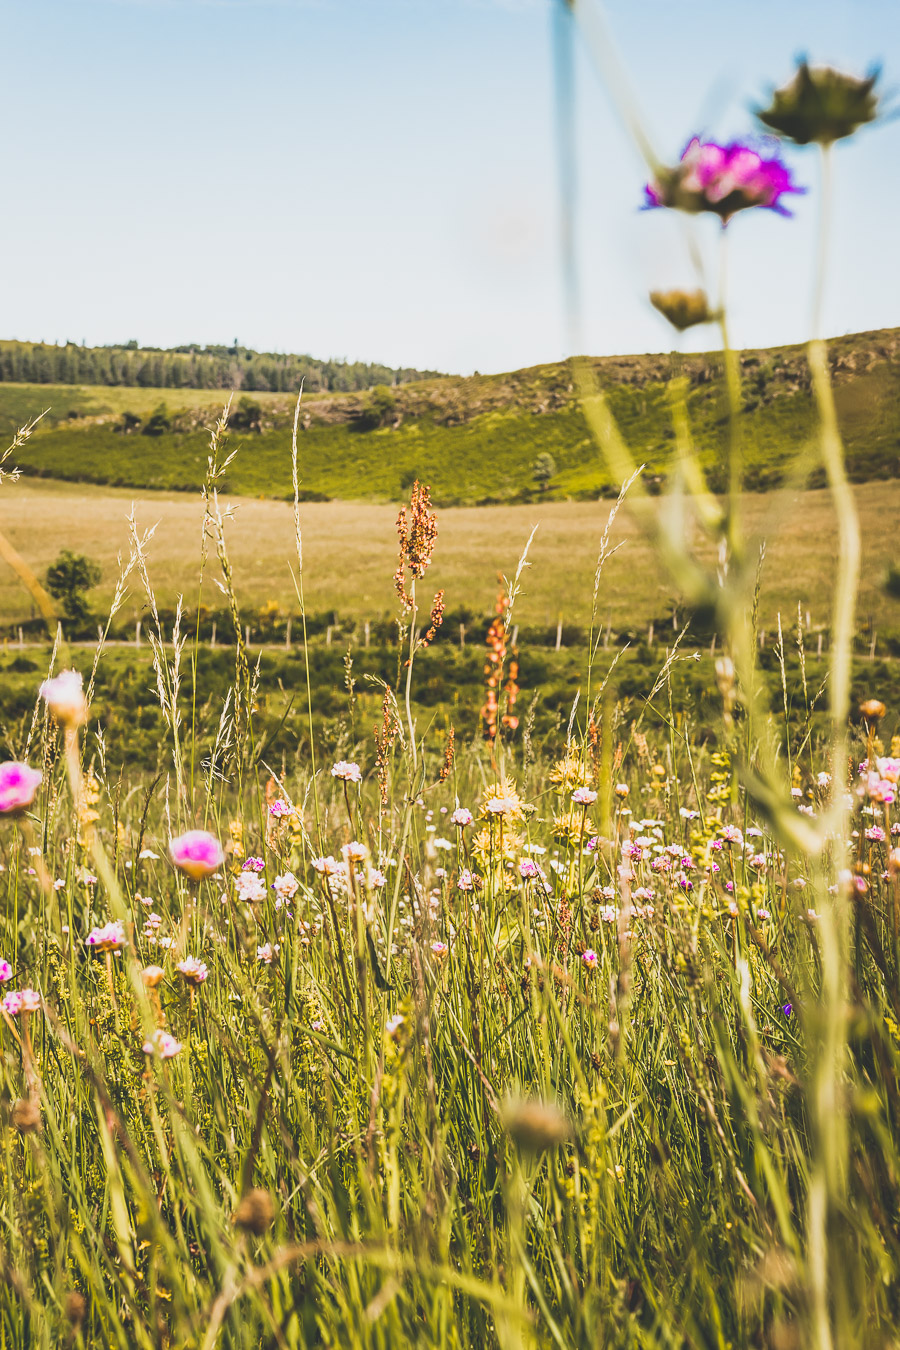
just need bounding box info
[757,61,881,146]
[644,138,803,223]
[860,699,886,721]
[422,589,445,646]
[439,725,455,782]
[394,481,438,609]
[142,965,166,988]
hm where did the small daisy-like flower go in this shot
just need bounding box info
[272,872,299,901]
[582,949,599,969]
[450,806,473,827]
[143,1030,182,1059]
[85,921,126,954]
[342,841,368,863]
[332,761,362,783]
[311,855,341,876]
[235,873,267,903]
[0,762,42,816]
[430,941,449,959]
[176,956,209,986]
[572,787,598,806]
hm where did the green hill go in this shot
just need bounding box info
[1,329,897,504]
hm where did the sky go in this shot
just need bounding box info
[4,0,899,374]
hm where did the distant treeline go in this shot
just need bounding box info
[0,340,442,393]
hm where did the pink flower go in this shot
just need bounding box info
[582,949,598,969]
[572,787,597,806]
[143,1030,182,1059]
[268,799,291,818]
[85,921,126,953]
[519,858,542,879]
[3,988,40,1016]
[331,761,362,783]
[242,856,265,872]
[450,807,473,828]
[645,138,803,222]
[273,872,299,901]
[39,669,87,727]
[0,960,11,983]
[457,868,476,893]
[235,872,267,903]
[169,830,225,880]
[176,956,209,986]
[0,762,42,816]
[257,942,275,964]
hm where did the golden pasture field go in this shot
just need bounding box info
[0,477,897,635]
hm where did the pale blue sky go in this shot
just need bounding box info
[4,0,898,373]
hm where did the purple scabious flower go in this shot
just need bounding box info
[644,138,803,223]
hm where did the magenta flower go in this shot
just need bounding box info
[644,138,803,223]
[582,949,599,970]
[0,960,11,983]
[169,829,225,880]
[3,988,40,1016]
[0,762,42,817]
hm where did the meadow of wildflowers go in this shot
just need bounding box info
[0,35,897,1350]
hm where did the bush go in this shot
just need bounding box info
[45,550,101,622]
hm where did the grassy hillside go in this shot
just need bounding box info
[1,328,898,504]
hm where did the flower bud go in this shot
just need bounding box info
[234,1188,275,1235]
[649,289,716,332]
[859,699,886,721]
[757,62,881,146]
[501,1096,572,1155]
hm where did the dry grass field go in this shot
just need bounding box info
[0,477,897,635]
